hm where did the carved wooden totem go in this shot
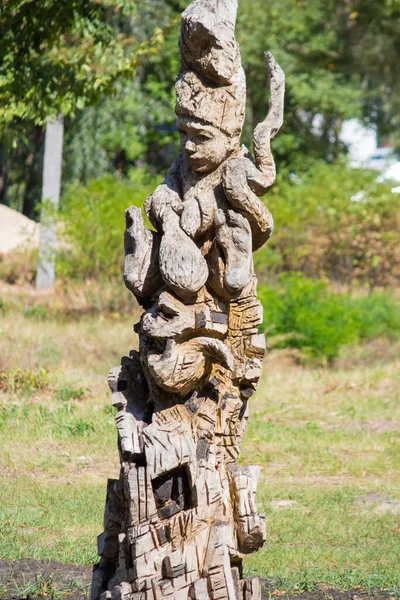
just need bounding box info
[92,1,284,599]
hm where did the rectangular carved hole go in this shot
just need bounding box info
[152,466,192,516]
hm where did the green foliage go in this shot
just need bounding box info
[350,0,400,146]
[0,0,168,125]
[238,0,361,165]
[62,76,178,183]
[0,297,11,315]
[0,0,180,217]
[0,248,37,285]
[351,294,400,341]
[62,1,182,181]
[23,304,49,320]
[259,273,400,361]
[238,0,400,165]
[259,274,358,361]
[255,161,400,290]
[3,0,400,218]
[58,172,159,281]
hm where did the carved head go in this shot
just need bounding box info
[177,117,239,174]
[176,0,246,172]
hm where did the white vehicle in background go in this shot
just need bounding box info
[351,152,400,201]
[364,147,398,172]
[376,160,400,193]
[362,148,400,194]
[340,119,400,194]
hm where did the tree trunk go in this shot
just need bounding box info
[92,2,285,598]
[35,114,64,291]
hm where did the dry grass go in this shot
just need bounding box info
[0,283,399,591]
[242,345,400,590]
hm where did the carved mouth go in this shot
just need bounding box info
[185,148,199,160]
[186,152,212,173]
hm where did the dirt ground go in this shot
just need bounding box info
[0,560,398,600]
[0,560,91,600]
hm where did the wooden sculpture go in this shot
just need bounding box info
[92,0,284,598]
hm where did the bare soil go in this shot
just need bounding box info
[0,560,91,600]
[0,560,398,600]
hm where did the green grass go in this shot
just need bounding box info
[0,286,399,592]
[240,348,400,591]
[10,573,88,600]
[246,485,400,591]
[0,480,104,565]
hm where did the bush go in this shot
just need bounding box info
[258,273,400,361]
[54,163,400,296]
[0,368,49,393]
[350,293,400,340]
[58,171,160,282]
[255,162,400,290]
[0,249,37,285]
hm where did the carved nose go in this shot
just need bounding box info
[225,268,248,292]
[185,141,196,155]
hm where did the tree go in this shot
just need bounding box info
[62,1,183,182]
[61,0,400,180]
[2,0,400,218]
[238,0,362,168]
[237,0,400,167]
[349,0,400,146]
[0,0,168,217]
[0,0,166,125]
[0,0,171,289]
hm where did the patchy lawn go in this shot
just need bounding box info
[0,285,399,594]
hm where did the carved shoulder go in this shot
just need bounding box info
[144,153,184,231]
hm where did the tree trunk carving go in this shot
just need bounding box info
[92,1,285,598]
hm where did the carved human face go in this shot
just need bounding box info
[178,118,237,173]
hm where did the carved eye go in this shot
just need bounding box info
[196,135,210,143]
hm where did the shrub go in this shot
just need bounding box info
[255,162,400,290]
[259,274,358,360]
[0,249,37,285]
[0,368,49,393]
[350,293,400,340]
[258,273,400,361]
[58,171,160,282]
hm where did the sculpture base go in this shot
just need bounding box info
[91,392,265,600]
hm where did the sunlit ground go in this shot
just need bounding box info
[0,285,399,592]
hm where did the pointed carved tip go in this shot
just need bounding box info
[264,51,285,87]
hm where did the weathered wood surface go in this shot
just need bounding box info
[92,0,284,598]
